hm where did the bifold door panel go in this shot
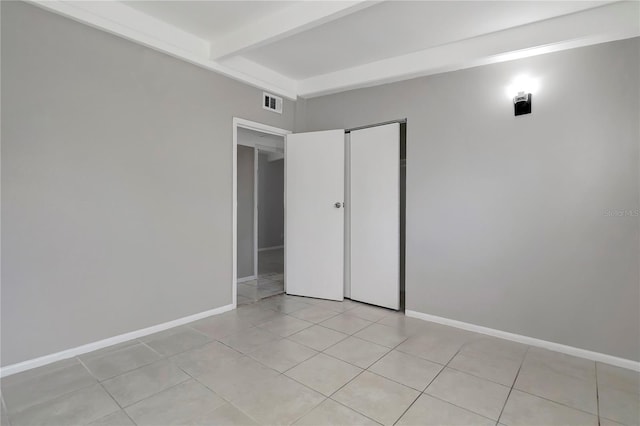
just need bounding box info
[285,130,345,301]
[349,123,400,310]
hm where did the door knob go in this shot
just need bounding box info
[334,202,342,208]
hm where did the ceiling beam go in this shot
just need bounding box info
[297,1,640,98]
[209,1,381,61]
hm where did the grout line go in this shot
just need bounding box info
[444,363,520,388]
[137,341,163,358]
[329,399,385,425]
[122,407,138,425]
[95,381,140,426]
[321,328,416,424]
[511,387,601,417]
[1,393,11,426]
[75,357,100,382]
[416,393,499,424]
[393,343,465,425]
[98,381,125,410]
[496,346,529,424]
[595,362,601,426]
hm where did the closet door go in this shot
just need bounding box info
[285,129,345,301]
[350,123,400,310]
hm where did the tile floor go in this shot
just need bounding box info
[1,295,638,426]
[238,249,285,306]
[237,274,285,306]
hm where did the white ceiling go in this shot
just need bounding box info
[34,0,640,99]
[242,1,608,80]
[123,1,293,41]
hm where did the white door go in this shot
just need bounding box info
[350,123,400,309]
[285,130,345,301]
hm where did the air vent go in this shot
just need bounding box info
[263,92,283,114]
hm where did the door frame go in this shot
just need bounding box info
[232,117,290,308]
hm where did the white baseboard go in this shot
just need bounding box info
[258,245,284,252]
[0,303,235,378]
[237,275,256,283]
[405,310,640,372]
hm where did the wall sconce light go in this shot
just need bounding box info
[513,91,531,116]
[505,75,539,117]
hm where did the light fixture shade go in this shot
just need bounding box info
[514,92,532,116]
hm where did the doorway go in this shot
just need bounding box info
[233,118,290,307]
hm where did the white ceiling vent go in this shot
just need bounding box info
[263,92,283,114]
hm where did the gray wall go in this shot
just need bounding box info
[1,1,295,366]
[300,38,640,361]
[258,154,284,249]
[237,146,255,278]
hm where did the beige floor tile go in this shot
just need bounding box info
[448,350,522,386]
[219,326,279,353]
[88,410,135,426]
[425,368,510,420]
[459,336,528,362]
[258,316,314,337]
[294,399,378,426]
[10,384,119,426]
[397,394,495,426]
[395,332,466,364]
[311,299,358,313]
[320,299,363,312]
[262,298,312,314]
[369,350,442,391]
[82,343,161,381]
[515,359,597,414]
[321,314,373,335]
[288,325,349,351]
[169,341,242,376]
[598,385,640,426]
[345,305,395,322]
[189,313,254,339]
[235,303,283,321]
[79,341,140,364]
[232,375,325,425]
[354,323,409,348]
[238,283,260,299]
[599,418,626,426]
[1,399,8,426]
[248,339,318,372]
[524,347,596,382]
[499,389,598,426]
[141,326,212,356]
[377,314,431,336]
[332,371,419,426]
[1,358,82,388]
[285,353,362,396]
[290,306,340,323]
[102,360,189,407]
[237,295,254,306]
[125,380,226,425]
[2,361,96,414]
[204,403,259,426]
[597,363,640,395]
[195,356,279,402]
[325,337,390,369]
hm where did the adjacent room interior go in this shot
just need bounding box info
[1,1,639,426]
[236,126,286,305]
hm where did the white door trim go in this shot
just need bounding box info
[233,118,290,308]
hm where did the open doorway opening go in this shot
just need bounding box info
[234,121,288,306]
